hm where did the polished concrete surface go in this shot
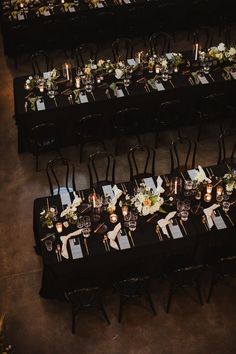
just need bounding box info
[0,29,236,354]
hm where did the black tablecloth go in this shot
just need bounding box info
[33,164,236,298]
[14,58,236,153]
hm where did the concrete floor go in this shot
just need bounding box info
[0,28,236,354]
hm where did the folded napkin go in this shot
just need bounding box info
[156,176,165,194]
[28,96,42,111]
[147,75,158,90]
[73,89,80,104]
[60,229,82,259]
[107,222,121,250]
[195,165,212,184]
[60,193,82,218]
[204,204,220,229]
[158,211,177,236]
[108,185,123,211]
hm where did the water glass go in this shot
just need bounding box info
[84,216,91,228]
[180,210,189,221]
[184,180,193,196]
[45,239,53,251]
[161,70,169,82]
[82,228,90,238]
[222,201,230,212]
[48,90,55,98]
[176,200,184,216]
[183,200,191,211]
[77,216,84,229]
[128,220,137,231]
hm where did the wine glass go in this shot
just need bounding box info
[84,216,91,228]
[77,216,84,230]
[176,200,184,216]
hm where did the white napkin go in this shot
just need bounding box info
[107,223,121,250]
[203,204,220,229]
[60,229,82,259]
[158,211,177,236]
[43,71,51,79]
[60,193,82,218]
[108,185,123,210]
[195,165,212,183]
[156,176,165,194]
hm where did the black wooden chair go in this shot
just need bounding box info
[195,92,227,141]
[128,144,156,181]
[88,151,116,189]
[165,264,204,313]
[114,276,156,322]
[30,122,61,172]
[189,26,214,51]
[75,43,99,68]
[154,99,186,149]
[75,114,107,163]
[207,256,236,303]
[65,285,110,334]
[112,37,133,63]
[218,133,236,165]
[46,157,76,196]
[149,32,173,56]
[112,107,142,155]
[169,137,196,174]
[31,50,53,76]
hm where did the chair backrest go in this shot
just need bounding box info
[88,151,116,189]
[218,133,236,165]
[170,137,196,174]
[149,32,173,56]
[192,26,214,50]
[198,92,226,116]
[31,50,53,75]
[117,276,150,297]
[65,286,100,308]
[75,43,99,68]
[31,122,57,147]
[113,107,141,130]
[46,157,76,196]
[76,114,105,139]
[128,144,156,180]
[112,37,133,62]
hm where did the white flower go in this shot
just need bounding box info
[40,209,46,215]
[161,59,168,68]
[229,47,236,56]
[218,42,225,52]
[29,76,33,80]
[72,215,78,220]
[50,207,55,213]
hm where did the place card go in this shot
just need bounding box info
[69,6,76,12]
[168,220,183,239]
[79,92,88,103]
[188,169,198,181]
[36,99,45,111]
[118,230,131,250]
[97,2,104,7]
[166,53,174,60]
[102,185,114,200]
[155,82,165,91]
[198,74,209,84]
[116,89,124,98]
[17,13,25,20]
[43,71,51,79]
[230,70,236,79]
[143,177,156,193]
[127,58,136,66]
[212,211,227,230]
[69,237,84,259]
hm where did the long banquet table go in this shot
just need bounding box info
[33,164,236,299]
[14,57,236,153]
[1,0,231,57]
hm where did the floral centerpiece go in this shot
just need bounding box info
[208,42,226,63]
[40,206,57,228]
[223,168,236,194]
[170,53,183,69]
[60,195,82,224]
[129,183,164,216]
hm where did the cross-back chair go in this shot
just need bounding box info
[46,157,76,196]
[31,50,53,75]
[112,37,133,63]
[149,32,173,56]
[170,137,196,174]
[88,151,116,189]
[128,144,156,181]
[75,43,99,68]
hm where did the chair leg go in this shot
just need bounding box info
[207,274,216,303]
[99,302,110,325]
[146,292,157,316]
[114,136,120,156]
[166,288,174,314]
[136,135,142,146]
[72,311,76,334]
[118,296,123,323]
[35,153,39,172]
[79,143,84,163]
[195,280,203,305]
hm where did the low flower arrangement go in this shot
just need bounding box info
[208,42,236,64]
[223,168,236,193]
[40,207,57,227]
[129,183,164,216]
